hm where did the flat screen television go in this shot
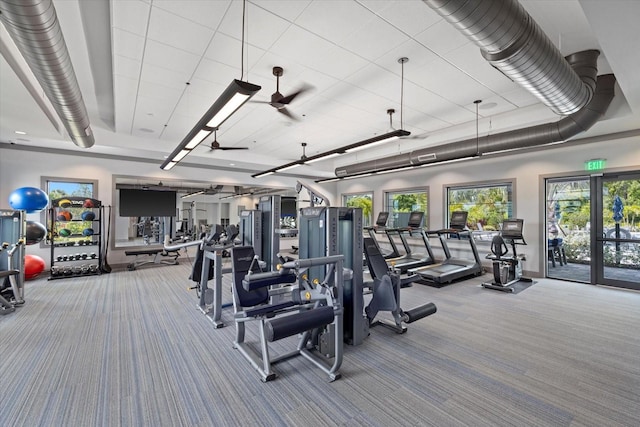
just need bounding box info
[119,189,176,217]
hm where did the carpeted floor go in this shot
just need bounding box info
[1,262,639,426]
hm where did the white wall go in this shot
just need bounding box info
[334,134,640,276]
[0,146,300,267]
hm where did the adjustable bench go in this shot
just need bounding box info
[125,248,179,270]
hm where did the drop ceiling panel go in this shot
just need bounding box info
[217,1,293,50]
[253,0,311,22]
[114,76,138,133]
[146,6,215,55]
[339,18,409,62]
[111,0,151,37]
[204,32,266,71]
[151,0,231,30]
[142,39,201,75]
[294,1,374,45]
[414,19,470,57]
[113,55,142,80]
[112,29,145,62]
[366,0,443,37]
[374,39,440,74]
[140,62,194,91]
[268,25,338,68]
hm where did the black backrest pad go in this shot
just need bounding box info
[491,235,509,257]
[363,237,390,280]
[231,246,269,307]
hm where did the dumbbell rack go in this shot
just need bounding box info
[49,197,103,280]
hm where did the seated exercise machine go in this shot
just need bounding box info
[409,211,483,285]
[481,219,532,292]
[384,211,436,274]
[364,212,401,259]
[363,237,437,333]
[165,224,239,328]
[125,247,180,270]
[231,245,344,382]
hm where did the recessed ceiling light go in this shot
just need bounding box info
[229,163,236,166]
[14,130,26,135]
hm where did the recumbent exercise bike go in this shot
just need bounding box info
[481,219,532,293]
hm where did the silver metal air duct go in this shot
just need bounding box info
[336,73,616,177]
[0,0,94,148]
[423,0,596,115]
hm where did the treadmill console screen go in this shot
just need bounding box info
[376,212,389,226]
[501,219,524,239]
[408,211,424,228]
[450,211,468,229]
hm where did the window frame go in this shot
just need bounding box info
[341,191,374,227]
[40,176,99,247]
[445,179,516,235]
[383,186,429,229]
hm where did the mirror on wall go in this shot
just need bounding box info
[112,175,296,248]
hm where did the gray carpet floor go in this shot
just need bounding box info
[1,261,639,426]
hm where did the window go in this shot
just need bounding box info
[447,181,513,231]
[41,177,98,244]
[384,188,428,228]
[342,192,373,227]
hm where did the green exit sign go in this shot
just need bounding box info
[585,159,606,171]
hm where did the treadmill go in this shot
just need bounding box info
[408,211,482,285]
[364,212,402,259]
[384,211,435,274]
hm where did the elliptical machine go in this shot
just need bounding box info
[481,219,532,293]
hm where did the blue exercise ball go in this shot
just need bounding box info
[8,187,49,213]
[82,228,94,236]
[26,220,47,245]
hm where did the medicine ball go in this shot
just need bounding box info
[83,199,95,208]
[59,228,72,238]
[81,211,95,221]
[82,228,94,237]
[8,187,49,213]
[57,210,72,221]
[58,199,72,208]
[26,221,47,245]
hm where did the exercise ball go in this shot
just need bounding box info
[82,199,94,208]
[26,221,47,245]
[82,228,94,236]
[8,187,49,213]
[24,254,46,280]
[59,228,72,237]
[81,211,95,221]
[58,199,72,208]
[57,210,72,221]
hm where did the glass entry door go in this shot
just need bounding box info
[546,177,591,282]
[593,173,640,290]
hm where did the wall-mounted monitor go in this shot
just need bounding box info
[119,189,176,217]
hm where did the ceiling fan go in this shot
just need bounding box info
[207,130,249,151]
[254,66,312,120]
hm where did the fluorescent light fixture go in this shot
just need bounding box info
[161,161,177,171]
[277,163,302,172]
[206,92,251,128]
[252,129,409,178]
[14,130,26,135]
[305,152,342,163]
[185,130,211,149]
[181,190,205,199]
[345,135,399,153]
[253,171,275,178]
[160,79,260,170]
[173,149,191,162]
